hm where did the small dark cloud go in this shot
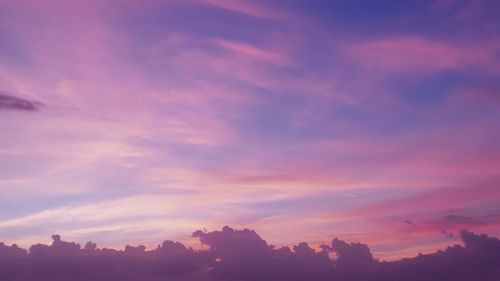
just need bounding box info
[404,219,416,226]
[445,214,474,224]
[441,213,500,227]
[0,92,43,111]
[441,229,454,238]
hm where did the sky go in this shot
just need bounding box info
[0,0,499,260]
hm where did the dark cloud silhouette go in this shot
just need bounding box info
[0,227,499,281]
[193,226,332,280]
[0,93,43,111]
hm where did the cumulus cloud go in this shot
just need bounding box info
[0,93,43,111]
[1,227,500,281]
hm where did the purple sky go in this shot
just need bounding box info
[0,0,499,260]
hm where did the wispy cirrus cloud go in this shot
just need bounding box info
[198,0,293,21]
[344,36,500,74]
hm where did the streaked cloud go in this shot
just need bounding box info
[0,93,42,111]
[199,0,293,20]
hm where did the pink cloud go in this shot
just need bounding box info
[199,0,292,21]
[457,86,500,106]
[345,36,500,73]
[213,39,290,66]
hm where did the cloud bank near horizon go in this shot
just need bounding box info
[0,226,499,281]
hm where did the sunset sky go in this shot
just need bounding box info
[0,0,499,260]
